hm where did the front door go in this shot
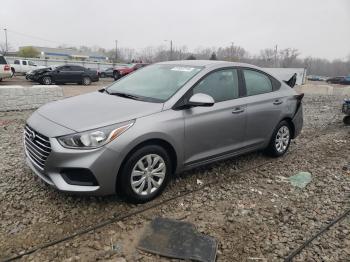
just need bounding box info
[183,68,247,165]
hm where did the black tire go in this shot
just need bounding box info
[118,145,172,203]
[82,76,91,86]
[41,76,52,85]
[265,120,292,157]
[113,71,120,81]
[0,78,2,82]
[343,116,350,126]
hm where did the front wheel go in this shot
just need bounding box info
[118,145,172,203]
[265,121,291,157]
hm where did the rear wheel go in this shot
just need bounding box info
[41,76,52,85]
[113,71,120,81]
[343,116,350,126]
[265,120,291,157]
[82,76,91,86]
[118,145,172,203]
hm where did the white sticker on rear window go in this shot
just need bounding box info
[171,67,195,72]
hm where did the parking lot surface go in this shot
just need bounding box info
[0,75,114,97]
[0,88,349,261]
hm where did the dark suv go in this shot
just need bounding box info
[38,65,99,85]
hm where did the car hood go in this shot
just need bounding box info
[37,92,164,132]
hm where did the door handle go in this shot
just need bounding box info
[232,107,245,114]
[273,99,283,105]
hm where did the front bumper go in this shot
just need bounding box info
[24,114,123,195]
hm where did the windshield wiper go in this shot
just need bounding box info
[108,91,142,100]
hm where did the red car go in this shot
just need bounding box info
[113,63,148,80]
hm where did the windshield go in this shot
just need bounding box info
[106,64,203,102]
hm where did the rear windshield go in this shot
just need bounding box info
[0,56,7,64]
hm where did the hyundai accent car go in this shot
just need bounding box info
[24,60,303,203]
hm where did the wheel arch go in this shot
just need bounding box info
[115,138,178,193]
[281,117,296,138]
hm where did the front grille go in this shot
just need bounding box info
[24,125,51,170]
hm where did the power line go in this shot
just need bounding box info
[0,28,75,47]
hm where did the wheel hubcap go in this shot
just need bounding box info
[275,126,290,153]
[130,154,166,196]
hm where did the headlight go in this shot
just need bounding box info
[57,120,134,149]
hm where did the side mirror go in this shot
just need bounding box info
[188,93,215,107]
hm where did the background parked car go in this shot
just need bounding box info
[307,75,325,81]
[99,67,114,78]
[113,63,149,80]
[37,64,99,85]
[326,76,347,84]
[26,66,57,81]
[11,59,44,75]
[0,55,12,82]
[340,76,350,85]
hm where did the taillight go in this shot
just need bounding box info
[4,64,10,71]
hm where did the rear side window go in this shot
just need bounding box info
[71,66,84,71]
[193,69,239,102]
[243,70,273,96]
[0,56,7,64]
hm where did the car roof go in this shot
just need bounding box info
[157,60,261,69]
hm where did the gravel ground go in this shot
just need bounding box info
[0,75,113,98]
[0,94,349,262]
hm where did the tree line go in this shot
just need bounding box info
[2,42,349,77]
[65,44,350,77]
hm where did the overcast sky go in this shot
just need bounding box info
[0,0,349,60]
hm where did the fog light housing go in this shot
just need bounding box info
[60,168,98,186]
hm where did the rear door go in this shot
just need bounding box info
[183,68,247,165]
[241,68,284,148]
[69,66,85,82]
[54,65,71,82]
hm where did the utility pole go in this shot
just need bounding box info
[115,40,118,62]
[230,42,234,61]
[274,44,278,67]
[4,29,8,55]
[164,40,173,61]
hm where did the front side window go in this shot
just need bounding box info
[243,70,272,96]
[60,66,71,71]
[28,61,35,66]
[107,64,203,102]
[22,61,27,65]
[192,69,239,102]
[14,60,20,65]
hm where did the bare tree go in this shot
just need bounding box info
[279,48,299,68]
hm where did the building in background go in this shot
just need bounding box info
[19,46,108,62]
